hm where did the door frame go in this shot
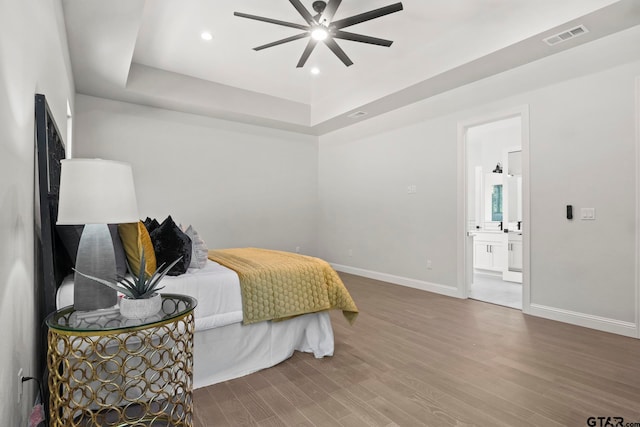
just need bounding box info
[636,76,640,338]
[457,105,531,313]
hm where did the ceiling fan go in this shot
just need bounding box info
[234,0,403,68]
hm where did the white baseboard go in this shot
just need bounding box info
[528,303,638,338]
[331,263,461,299]
[473,269,502,279]
[331,263,638,338]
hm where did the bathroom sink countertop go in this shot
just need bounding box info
[469,229,522,235]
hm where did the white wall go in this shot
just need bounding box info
[74,95,319,255]
[319,27,640,335]
[0,0,74,424]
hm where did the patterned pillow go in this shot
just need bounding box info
[183,225,208,269]
[117,221,157,278]
[150,216,192,276]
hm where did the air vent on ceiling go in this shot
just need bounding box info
[543,25,589,46]
[347,111,368,119]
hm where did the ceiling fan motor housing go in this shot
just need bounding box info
[312,1,327,14]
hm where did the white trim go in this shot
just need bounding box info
[66,99,73,158]
[502,270,523,283]
[457,105,531,308]
[456,120,468,298]
[332,263,636,337]
[520,107,531,313]
[331,264,460,299]
[528,304,637,338]
[636,76,640,338]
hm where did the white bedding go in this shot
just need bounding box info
[57,260,244,330]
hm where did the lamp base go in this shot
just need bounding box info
[74,223,118,311]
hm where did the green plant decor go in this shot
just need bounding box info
[74,250,182,300]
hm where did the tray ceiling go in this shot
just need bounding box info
[62,0,640,134]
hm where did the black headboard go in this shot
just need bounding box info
[35,94,71,371]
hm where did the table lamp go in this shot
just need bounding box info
[57,159,139,311]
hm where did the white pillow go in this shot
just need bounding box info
[182,225,208,269]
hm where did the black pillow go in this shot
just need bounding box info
[56,224,128,278]
[143,217,160,234]
[150,216,192,276]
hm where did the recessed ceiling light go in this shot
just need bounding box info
[347,111,368,119]
[201,31,213,41]
[310,67,320,75]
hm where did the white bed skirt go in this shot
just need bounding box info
[193,311,334,389]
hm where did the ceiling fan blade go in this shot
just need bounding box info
[332,2,403,29]
[296,39,319,68]
[333,30,393,47]
[324,38,353,66]
[254,33,309,51]
[320,0,342,24]
[289,0,316,25]
[234,12,308,30]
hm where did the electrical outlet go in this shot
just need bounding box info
[426,259,433,270]
[17,368,23,403]
[348,249,353,257]
[295,246,300,253]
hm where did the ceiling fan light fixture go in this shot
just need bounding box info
[234,1,403,67]
[200,31,213,41]
[310,67,320,75]
[311,27,329,41]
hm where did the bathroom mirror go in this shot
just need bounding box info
[491,184,503,221]
[484,173,503,225]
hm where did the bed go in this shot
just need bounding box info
[35,94,358,395]
[55,256,349,388]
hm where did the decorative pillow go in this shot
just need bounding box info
[150,216,192,276]
[143,217,160,234]
[183,225,208,269]
[117,221,157,278]
[57,224,127,278]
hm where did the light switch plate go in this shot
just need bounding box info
[581,208,596,220]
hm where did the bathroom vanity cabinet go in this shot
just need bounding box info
[473,232,507,272]
[507,233,523,272]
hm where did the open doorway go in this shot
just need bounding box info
[459,110,529,310]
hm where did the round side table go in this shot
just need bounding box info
[45,294,197,427]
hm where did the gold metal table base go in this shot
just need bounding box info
[47,300,195,427]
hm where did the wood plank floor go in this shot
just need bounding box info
[193,273,640,426]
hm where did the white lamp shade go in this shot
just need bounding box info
[57,159,140,225]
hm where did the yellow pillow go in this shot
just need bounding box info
[118,221,157,278]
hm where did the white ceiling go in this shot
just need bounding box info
[62,0,640,135]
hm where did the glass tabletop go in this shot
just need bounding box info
[45,293,197,333]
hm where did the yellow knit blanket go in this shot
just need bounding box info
[208,248,358,325]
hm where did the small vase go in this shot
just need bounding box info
[119,293,162,319]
